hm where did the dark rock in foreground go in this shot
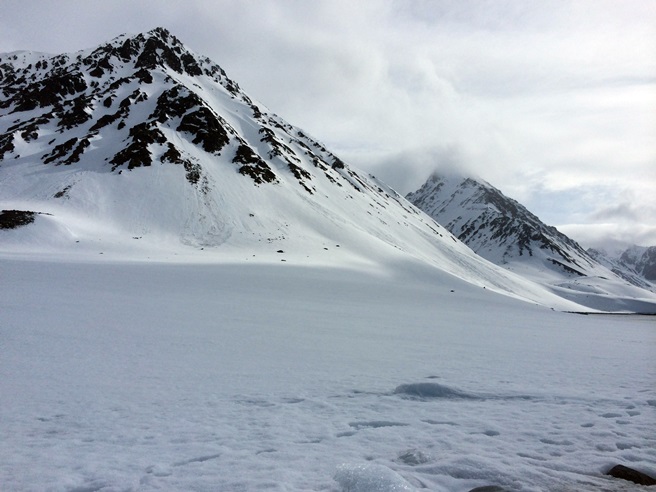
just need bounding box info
[606,464,656,486]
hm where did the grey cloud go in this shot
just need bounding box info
[590,203,640,222]
[365,145,473,196]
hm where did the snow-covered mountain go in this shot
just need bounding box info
[0,28,559,304]
[1,28,655,312]
[406,172,656,310]
[0,27,447,257]
[617,245,656,281]
[588,245,656,291]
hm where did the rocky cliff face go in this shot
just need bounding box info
[620,246,656,281]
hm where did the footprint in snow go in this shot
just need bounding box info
[172,453,221,467]
[349,421,408,430]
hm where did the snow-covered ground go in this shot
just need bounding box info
[2,255,654,491]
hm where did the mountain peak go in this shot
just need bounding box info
[105,27,203,76]
[0,27,254,177]
[408,172,592,267]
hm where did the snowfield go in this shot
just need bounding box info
[1,255,654,491]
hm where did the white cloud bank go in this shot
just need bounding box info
[1,0,654,247]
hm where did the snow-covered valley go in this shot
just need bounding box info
[2,255,654,491]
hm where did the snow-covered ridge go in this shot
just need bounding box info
[407,173,593,270]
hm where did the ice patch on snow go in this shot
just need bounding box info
[334,463,416,491]
[393,382,476,400]
[397,449,433,466]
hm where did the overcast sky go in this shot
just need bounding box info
[2,0,655,249]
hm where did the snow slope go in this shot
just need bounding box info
[1,256,655,491]
[407,172,656,313]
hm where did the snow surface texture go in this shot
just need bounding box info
[406,173,656,312]
[2,256,655,491]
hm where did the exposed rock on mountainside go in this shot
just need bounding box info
[620,245,656,281]
[0,210,37,229]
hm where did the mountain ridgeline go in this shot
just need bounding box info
[588,246,656,291]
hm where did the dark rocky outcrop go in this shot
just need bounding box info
[232,144,277,185]
[43,137,79,164]
[9,72,87,113]
[0,210,36,229]
[177,106,229,154]
[0,133,15,159]
[238,162,277,185]
[110,122,166,170]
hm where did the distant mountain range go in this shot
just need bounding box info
[406,172,656,308]
[588,245,655,291]
[1,28,655,313]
